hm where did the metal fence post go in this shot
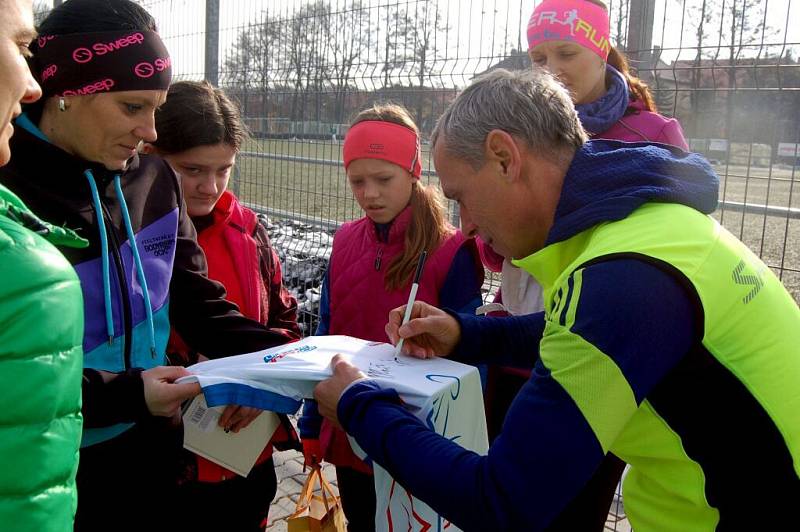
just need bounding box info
[205,0,220,86]
[451,204,460,229]
[197,0,800,306]
[625,0,656,75]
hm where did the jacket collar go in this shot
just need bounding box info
[513,140,719,287]
[545,140,718,247]
[370,204,412,245]
[0,183,88,248]
[193,190,238,233]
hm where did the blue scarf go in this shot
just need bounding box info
[575,65,630,135]
[546,140,719,246]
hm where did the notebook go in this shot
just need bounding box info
[182,394,280,477]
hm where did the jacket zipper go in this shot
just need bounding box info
[374,247,383,271]
[100,201,133,370]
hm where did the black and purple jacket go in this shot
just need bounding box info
[1,118,290,447]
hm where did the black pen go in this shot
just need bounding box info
[394,250,428,360]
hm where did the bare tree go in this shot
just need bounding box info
[250,1,327,122]
[325,0,372,123]
[388,1,449,128]
[687,0,713,135]
[224,27,261,89]
[409,2,447,90]
[223,0,448,131]
[679,0,775,138]
[33,0,50,24]
[610,0,630,48]
[223,9,285,90]
[719,0,771,137]
[380,4,408,88]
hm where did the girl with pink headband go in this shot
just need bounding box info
[478,1,692,531]
[300,104,484,531]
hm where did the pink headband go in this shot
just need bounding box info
[343,121,422,178]
[527,0,611,61]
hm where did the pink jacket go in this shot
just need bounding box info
[595,99,689,150]
[322,206,479,471]
[328,207,469,341]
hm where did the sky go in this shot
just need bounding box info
[134,0,800,84]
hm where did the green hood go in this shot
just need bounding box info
[0,184,87,248]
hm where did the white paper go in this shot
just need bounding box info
[182,394,280,477]
[178,335,489,530]
[178,335,483,412]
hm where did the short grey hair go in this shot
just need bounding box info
[431,68,587,168]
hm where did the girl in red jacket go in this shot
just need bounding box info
[300,104,485,531]
[146,80,301,532]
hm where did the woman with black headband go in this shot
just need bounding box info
[0,1,295,529]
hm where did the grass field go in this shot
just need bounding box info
[234,138,800,301]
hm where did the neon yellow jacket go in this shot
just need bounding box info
[336,141,799,531]
[517,201,800,530]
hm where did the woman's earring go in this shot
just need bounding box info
[58,98,67,112]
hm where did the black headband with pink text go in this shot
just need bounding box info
[31,30,171,98]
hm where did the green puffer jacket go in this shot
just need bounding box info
[0,183,87,531]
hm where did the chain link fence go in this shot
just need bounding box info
[48,0,798,526]
[127,1,800,336]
